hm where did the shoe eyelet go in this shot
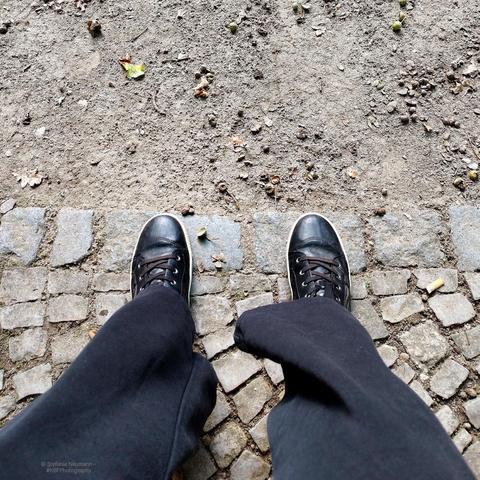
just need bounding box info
[171,280,177,286]
[335,296,340,302]
[173,268,178,274]
[301,281,307,287]
[336,285,341,291]
[299,270,304,276]
[176,255,181,261]
[295,257,301,264]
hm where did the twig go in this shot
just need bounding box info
[151,90,162,114]
[467,137,480,161]
[131,27,148,42]
[226,190,240,210]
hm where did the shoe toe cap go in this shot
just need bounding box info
[291,214,341,251]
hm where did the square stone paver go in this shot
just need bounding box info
[48,270,89,295]
[370,270,411,296]
[9,328,48,362]
[100,210,154,271]
[202,327,235,359]
[236,293,273,317]
[0,302,45,330]
[377,344,399,367]
[47,295,89,323]
[192,275,227,296]
[204,390,232,432]
[230,450,270,480]
[51,209,93,266]
[96,293,129,325]
[464,272,480,301]
[464,397,480,429]
[93,273,130,292]
[464,442,480,477]
[435,405,459,435]
[13,363,52,400]
[229,274,272,294]
[399,321,449,366]
[249,414,270,453]
[0,396,16,420]
[264,359,284,385]
[191,296,233,335]
[233,377,273,423]
[183,215,243,271]
[351,276,367,299]
[453,428,472,453]
[181,445,217,480]
[428,293,475,327]
[430,358,469,399]
[0,207,46,265]
[212,350,262,393]
[414,268,458,293]
[410,380,433,407]
[209,421,247,468]
[370,210,445,268]
[351,299,388,340]
[0,267,47,304]
[449,206,480,271]
[380,293,424,323]
[51,327,90,364]
[452,326,480,360]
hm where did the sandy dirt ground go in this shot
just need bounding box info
[0,0,479,216]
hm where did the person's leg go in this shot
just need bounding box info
[0,215,217,480]
[234,214,474,480]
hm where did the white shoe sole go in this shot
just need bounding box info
[129,213,193,304]
[285,212,352,299]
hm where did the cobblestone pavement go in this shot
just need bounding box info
[1,207,480,479]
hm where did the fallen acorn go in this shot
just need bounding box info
[271,175,281,185]
[180,205,195,216]
[453,177,465,190]
[468,170,478,181]
[217,182,228,193]
[265,183,275,196]
[374,207,387,216]
[87,19,102,37]
[392,21,402,32]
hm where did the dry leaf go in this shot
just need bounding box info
[13,171,44,189]
[119,56,146,79]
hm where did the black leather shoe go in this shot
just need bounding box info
[130,214,192,302]
[287,213,351,309]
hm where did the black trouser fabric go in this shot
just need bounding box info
[234,297,474,480]
[0,288,474,480]
[0,286,217,480]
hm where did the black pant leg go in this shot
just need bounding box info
[0,285,217,480]
[234,296,474,480]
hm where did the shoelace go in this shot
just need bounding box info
[296,255,342,298]
[136,254,180,291]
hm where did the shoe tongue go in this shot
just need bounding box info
[299,242,336,276]
[313,281,335,299]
